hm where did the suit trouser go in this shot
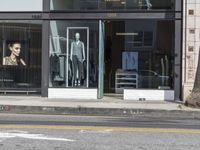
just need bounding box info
[72,55,82,85]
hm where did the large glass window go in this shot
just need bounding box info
[49,20,175,92]
[0,21,42,92]
[51,0,175,11]
[104,20,174,93]
[49,21,99,88]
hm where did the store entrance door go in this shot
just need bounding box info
[98,20,128,99]
[103,21,125,98]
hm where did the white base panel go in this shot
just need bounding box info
[124,89,174,101]
[48,88,97,99]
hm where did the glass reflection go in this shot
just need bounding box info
[51,0,175,11]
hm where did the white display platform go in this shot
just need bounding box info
[48,88,97,99]
[124,89,174,101]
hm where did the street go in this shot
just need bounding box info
[0,114,200,150]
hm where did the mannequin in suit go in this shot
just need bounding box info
[70,33,85,86]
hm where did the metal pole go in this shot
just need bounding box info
[98,20,105,99]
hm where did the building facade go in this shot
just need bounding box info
[182,0,200,100]
[0,0,186,101]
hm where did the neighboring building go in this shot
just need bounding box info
[182,0,200,101]
[0,0,184,101]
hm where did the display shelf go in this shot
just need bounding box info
[115,69,138,93]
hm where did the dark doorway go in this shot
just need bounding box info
[104,21,125,94]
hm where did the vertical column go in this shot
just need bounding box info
[182,0,200,100]
[43,0,50,12]
[174,20,182,100]
[98,20,105,99]
[41,0,50,97]
[175,0,182,11]
[41,20,50,97]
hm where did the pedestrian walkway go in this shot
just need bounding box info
[0,96,199,118]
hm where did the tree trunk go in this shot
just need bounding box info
[185,51,200,108]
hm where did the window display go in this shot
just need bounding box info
[49,21,99,88]
[103,20,174,92]
[67,28,89,87]
[0,21,42,91]
[50,20,175,92]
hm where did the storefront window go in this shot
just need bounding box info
[104,20,174,93]
[0,21,42,91]
[49,21,99,88]
[51,0,175,11]
[49,20,175,92]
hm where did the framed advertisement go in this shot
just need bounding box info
[2,40,29,67]
[66,27,89,87]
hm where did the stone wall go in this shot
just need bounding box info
[182,0,200,100]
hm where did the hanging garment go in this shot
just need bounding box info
[50,54,60,82]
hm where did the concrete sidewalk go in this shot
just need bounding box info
[0,96,199,118]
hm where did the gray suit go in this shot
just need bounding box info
[70,41,85,86]
[71,41,85,61]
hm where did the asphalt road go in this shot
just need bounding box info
[0,114,200,129]
[0,114,200,150]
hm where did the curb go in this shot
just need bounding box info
[0,105,200,119]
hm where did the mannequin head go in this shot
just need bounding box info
[75,33,80,41]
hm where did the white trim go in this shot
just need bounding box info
[48,88,97,99]
[124,89,174,101]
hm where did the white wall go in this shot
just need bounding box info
[124,89,174,101]
[48,88,98,99]
[0,0,43,11]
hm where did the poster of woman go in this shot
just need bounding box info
[3,40,28,66]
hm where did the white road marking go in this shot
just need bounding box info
[0,130,74,142]
[80,129,112,134]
